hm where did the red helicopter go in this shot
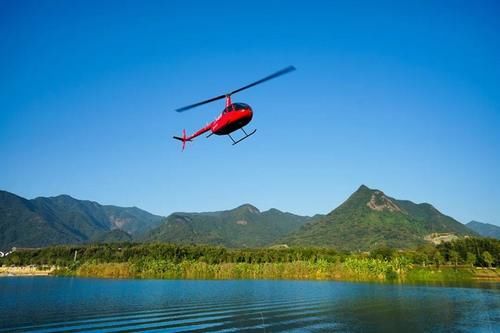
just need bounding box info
[174,66,296,150]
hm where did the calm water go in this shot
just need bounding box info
[0,277,498,332]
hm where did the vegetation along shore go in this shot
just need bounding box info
[1,237,498,283]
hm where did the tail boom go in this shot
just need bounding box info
[173,123,213,151]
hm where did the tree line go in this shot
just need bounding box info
[1,237,497,268]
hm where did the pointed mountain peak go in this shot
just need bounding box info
[355,185,386,195]
[335,185,403,214]
[354,186,403,213]
[356,184,372,192]
[346,184,381,201]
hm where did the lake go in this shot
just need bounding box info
[0,277,498,332]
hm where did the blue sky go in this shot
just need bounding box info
[1,1,499,225]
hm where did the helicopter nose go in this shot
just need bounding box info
[245,108,253,120]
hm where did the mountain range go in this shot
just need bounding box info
[466,221,500,239]
[0,186,494,251]
[0,190,162,249]
[145,204,310,247]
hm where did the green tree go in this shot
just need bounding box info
[449,250,459,269]
[370,246,394,260]
[466,252,476,267]
[8,254,20,266]
[482,251,494,268]
[433,252,444,268]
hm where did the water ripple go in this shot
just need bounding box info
[1,278,498,333]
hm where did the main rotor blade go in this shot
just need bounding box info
[229,65,296,95]
[175,94,226,112]
[175,65,296,112]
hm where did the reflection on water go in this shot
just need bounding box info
[0,277,498,332]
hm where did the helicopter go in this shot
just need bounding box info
[173,65,296,150]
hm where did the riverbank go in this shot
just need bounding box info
[2,262,498,283]
[0,265,55,276]
[53,261,499,283]
[472,267,500,280]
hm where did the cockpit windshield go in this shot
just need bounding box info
[223,103,251,113]
[232,103,250,111]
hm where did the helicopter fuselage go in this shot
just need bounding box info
[212,103,253,135]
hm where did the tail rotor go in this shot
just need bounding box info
[173,129,191,151]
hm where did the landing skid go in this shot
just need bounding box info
[228,127,257,145]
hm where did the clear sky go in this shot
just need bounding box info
[1,1,499,225]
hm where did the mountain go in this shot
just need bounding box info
[466,221,500,239]
[1,187,483,251]
[144,204,310,247]
[281,185,476,251]
[0,190,163,250]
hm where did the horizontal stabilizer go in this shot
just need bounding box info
[173,136,192,142]
[173,129,191,151]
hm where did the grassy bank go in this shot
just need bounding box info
[0,265,55,277]
[405,267,475,283]
[62,259,489,283]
